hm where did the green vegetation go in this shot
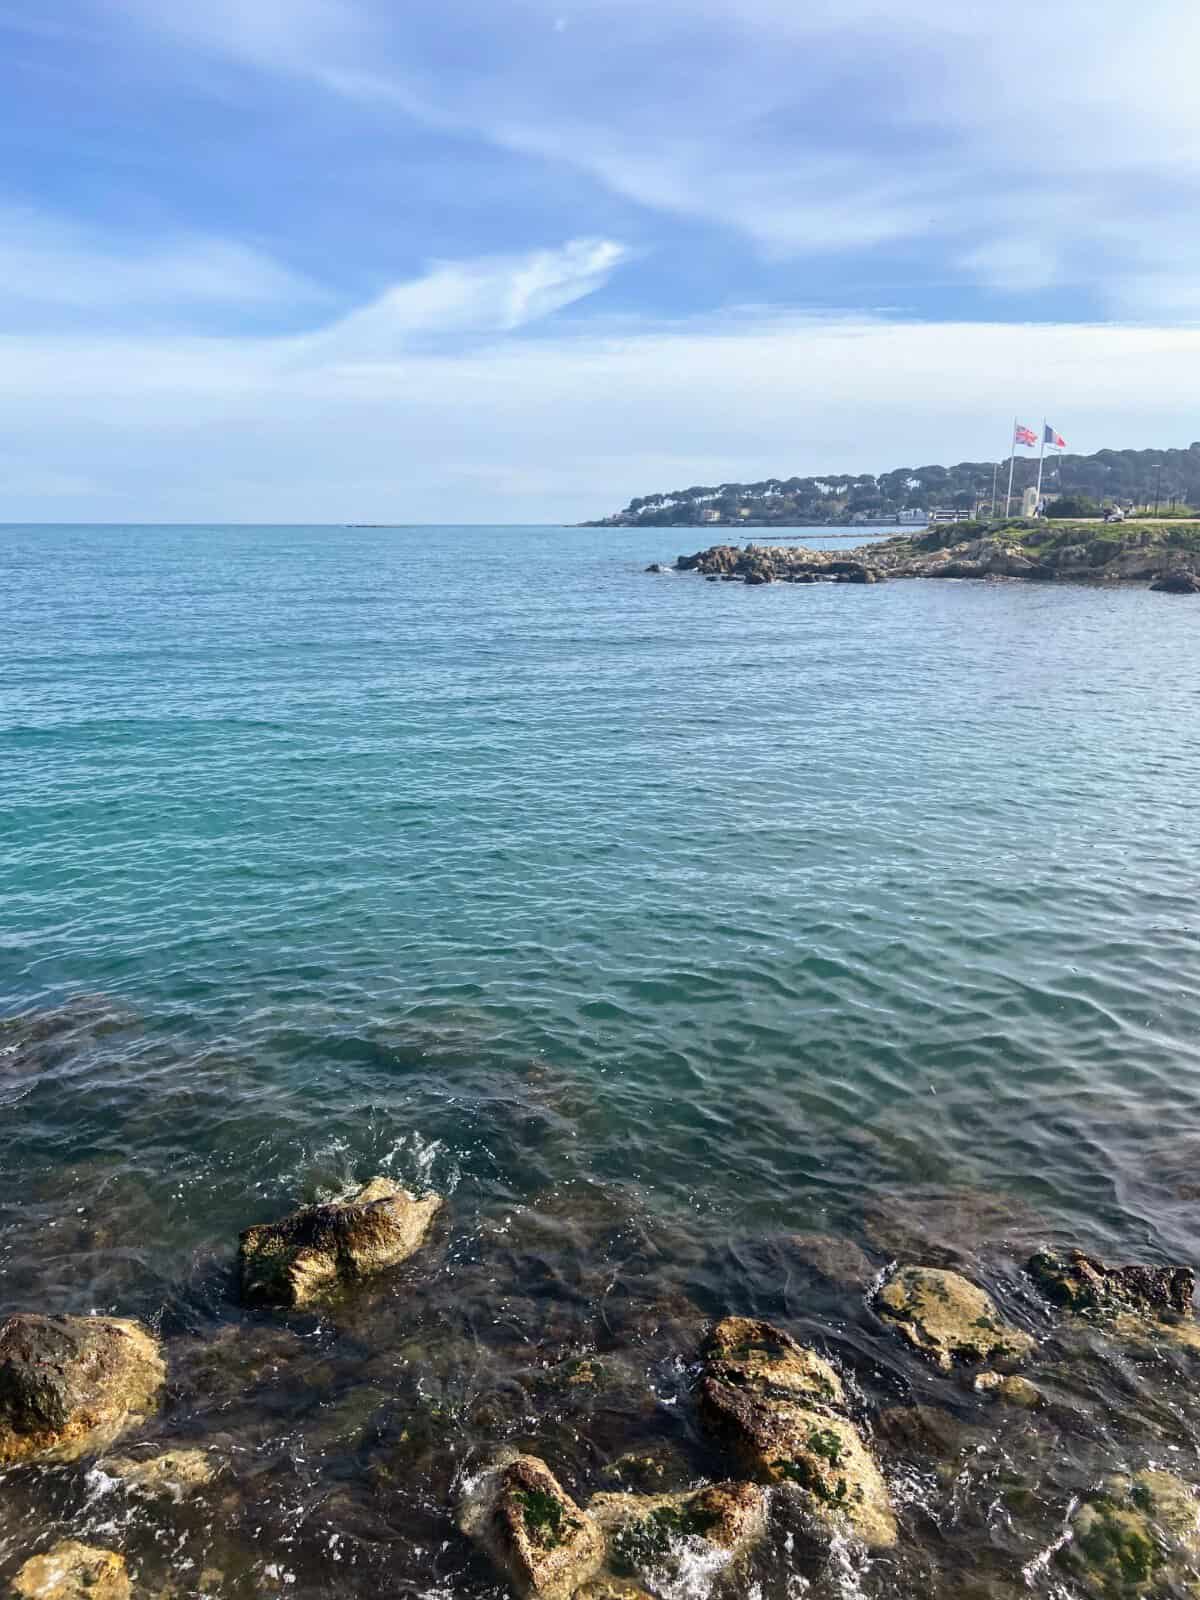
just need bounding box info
[515,1487,580,1550]
[610,1501,720,1576]
[589,442,1200,527]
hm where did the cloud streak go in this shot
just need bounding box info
[0,208,328,326]
[107,0,1200,313]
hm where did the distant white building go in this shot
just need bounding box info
[897,508,927,523]
[700,508,722,524]
[928,507,975,524]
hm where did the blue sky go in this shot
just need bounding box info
[2,0,1199,521]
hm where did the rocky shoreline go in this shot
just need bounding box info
[656,521,1200,589]
[5,1167,1200,1600]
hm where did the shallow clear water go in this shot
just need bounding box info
[2,524,1200,1599]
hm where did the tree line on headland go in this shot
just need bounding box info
[585,442,1200,526]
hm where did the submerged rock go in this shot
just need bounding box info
[875,1265,1034,1370]
[238,1176,443,1307]
[11,1542,130,1600]
[779,1232,875,1290]
[972,1371,1041,1409]
[1028,1248,1194,1317]
[700,1379,896,1548]
[1059,1470,1200,1597]
[102,1446,214,1497]
[598,1445,695,1495]
[0,1314,165,1466]
[458,1452,604,1600]
[590,1481,767,1584]
[574,1583,654,1600]
[704,1316,845,1407]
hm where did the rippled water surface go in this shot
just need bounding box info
[2,523,1200,1599]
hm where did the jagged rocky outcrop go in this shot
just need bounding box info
[238,1176,443,1307]
[10,1542,130,1600]
[875,1266,1035,1370]
[1028,1248,1193,1316]
[698,1316,896,1549]
[1150,570,1200,592]
[458,1452,605,1600]
[0,1315,165,1466]
[668,526,1200,588]
[676,545,885,584]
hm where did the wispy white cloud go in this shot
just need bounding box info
[104,0,1200,313]
[297,238,628,360]
[0,207,327,324]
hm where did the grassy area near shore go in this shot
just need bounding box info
[901,519,1200,556]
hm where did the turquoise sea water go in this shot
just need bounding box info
[3,523,1200,1598]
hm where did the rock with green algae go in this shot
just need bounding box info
[457,1451,604,1600]
[704,1316,844,1407]
[0,1314,165,1467]
[700,1378,896,1549]
[10,1542,130,1600]
[102,1447,214,1497]
[1028,1249,1193,1317]
[238,1176,443,1307]
[589,1481,767,1583]
[875,1266,1035,1370]
[1059,1470,1200,1597]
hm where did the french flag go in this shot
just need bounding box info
[1044,425,1067,449]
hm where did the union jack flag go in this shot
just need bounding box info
[1014,424,1037,447]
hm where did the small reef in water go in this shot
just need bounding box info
[658,520,1200,588]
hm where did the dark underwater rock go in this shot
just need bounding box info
[458,1451,604,1600]
[1028,1248,1194,1316]
[0,1314,165,1466]
[238,1176,442,1307]
[1150,570,1200,593]
[779,1232,875,1290]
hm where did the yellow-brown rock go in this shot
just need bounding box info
[705,1317,844,1406]
[875,1266,1034,1370]
[0,1315,165,1467]
[700,1380,896,1549]
[458,1452,604,1600]
[238,1176,442,1307]
[11,1541,130,1600]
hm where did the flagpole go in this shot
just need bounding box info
[990,459,999,520]
[1004,418,1018,518]
[1034,420,1048,513]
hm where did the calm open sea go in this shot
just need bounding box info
[2,523,1199,1599]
